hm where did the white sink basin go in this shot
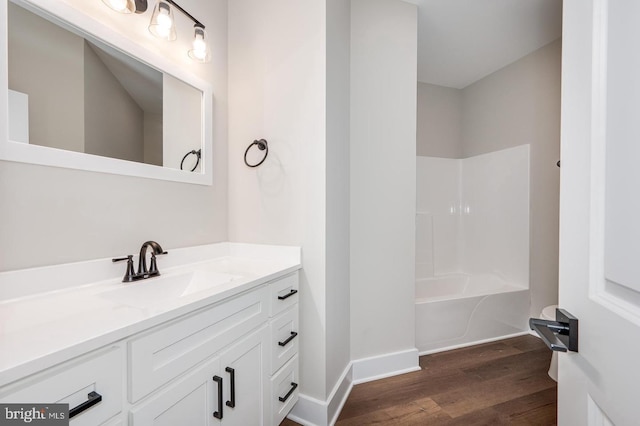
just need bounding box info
[100,270,240,309]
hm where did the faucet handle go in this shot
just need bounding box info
[148,255,159,277]
[113,255,138,282]
[147,251,168,277]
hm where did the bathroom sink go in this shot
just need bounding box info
[195,256,280,278]
[100,269,240,310]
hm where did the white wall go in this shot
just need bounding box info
[143,112,163,167]
[350,0,418,361]
[7,90,29,144]
[227,0,325,403]
[416,82,462,158]
[325,0,351,409]
[461,39,561,316]
[163,74,202,171]
[8,2,84,153]
[84,42,144,163]
[0,0,228,271]
[228,1,356,423]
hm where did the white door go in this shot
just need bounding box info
[559,0,640,424]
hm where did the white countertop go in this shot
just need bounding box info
[0,243,301,388]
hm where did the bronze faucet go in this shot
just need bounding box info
[112,241,167,282]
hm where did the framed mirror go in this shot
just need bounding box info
[0,0,213,185]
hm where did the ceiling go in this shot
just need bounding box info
[406,0,562,89]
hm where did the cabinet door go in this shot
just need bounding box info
[219,326,270,426]
[129,356,222,426]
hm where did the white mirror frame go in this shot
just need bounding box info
[0,0,213,185]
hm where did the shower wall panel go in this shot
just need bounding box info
[416,145,530,288]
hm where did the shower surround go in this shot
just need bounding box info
[415,145,530,354]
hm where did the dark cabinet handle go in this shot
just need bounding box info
[225,367,235,408]
[278,289,298,300]
[278,331,298,347]
[69,391,102,419]
[213,375,223,419]
[278,382,298,403]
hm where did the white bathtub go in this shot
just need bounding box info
[415,273,530,354]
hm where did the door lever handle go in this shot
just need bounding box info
[529,308,579,352]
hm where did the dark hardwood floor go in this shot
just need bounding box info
[281,335,557,425]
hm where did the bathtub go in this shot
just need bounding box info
[415,273,530,354]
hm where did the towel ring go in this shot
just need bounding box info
[180,149,201,172]
[244,139,269,168]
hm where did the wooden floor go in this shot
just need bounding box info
[282,335,557,425]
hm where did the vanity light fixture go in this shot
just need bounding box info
[101,0,210,63]
[148,0,211,64]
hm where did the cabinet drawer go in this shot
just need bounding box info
[0,346,124,426]
[269,272,298,317]
[270,355,299,426]
[270,306,298,374]
[129,286,269,402]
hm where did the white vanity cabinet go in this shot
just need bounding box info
[0,268,300,426]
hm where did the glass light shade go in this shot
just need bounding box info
[102,0,136,14]
[188,26,211,63]
[148,1,176,41]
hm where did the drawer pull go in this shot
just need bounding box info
[225,367,236,408]
[69,391,102,419]
[213,375,223,419]
[278,382,298,403]
[278,331,298,347]
[278,289,298,300]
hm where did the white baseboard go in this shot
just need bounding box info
[351,348,420,385]
[289,349,420,425]
[288,363,353,426]
[288,394,327,426]
[327,364,353,425]
[418,331,530,356]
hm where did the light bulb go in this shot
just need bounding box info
[192,39,207,60]
[108,0,127,11]
[157,11,172,30]
[149,1,176,40]
[102,0,136,14]
[188,26,211,63]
